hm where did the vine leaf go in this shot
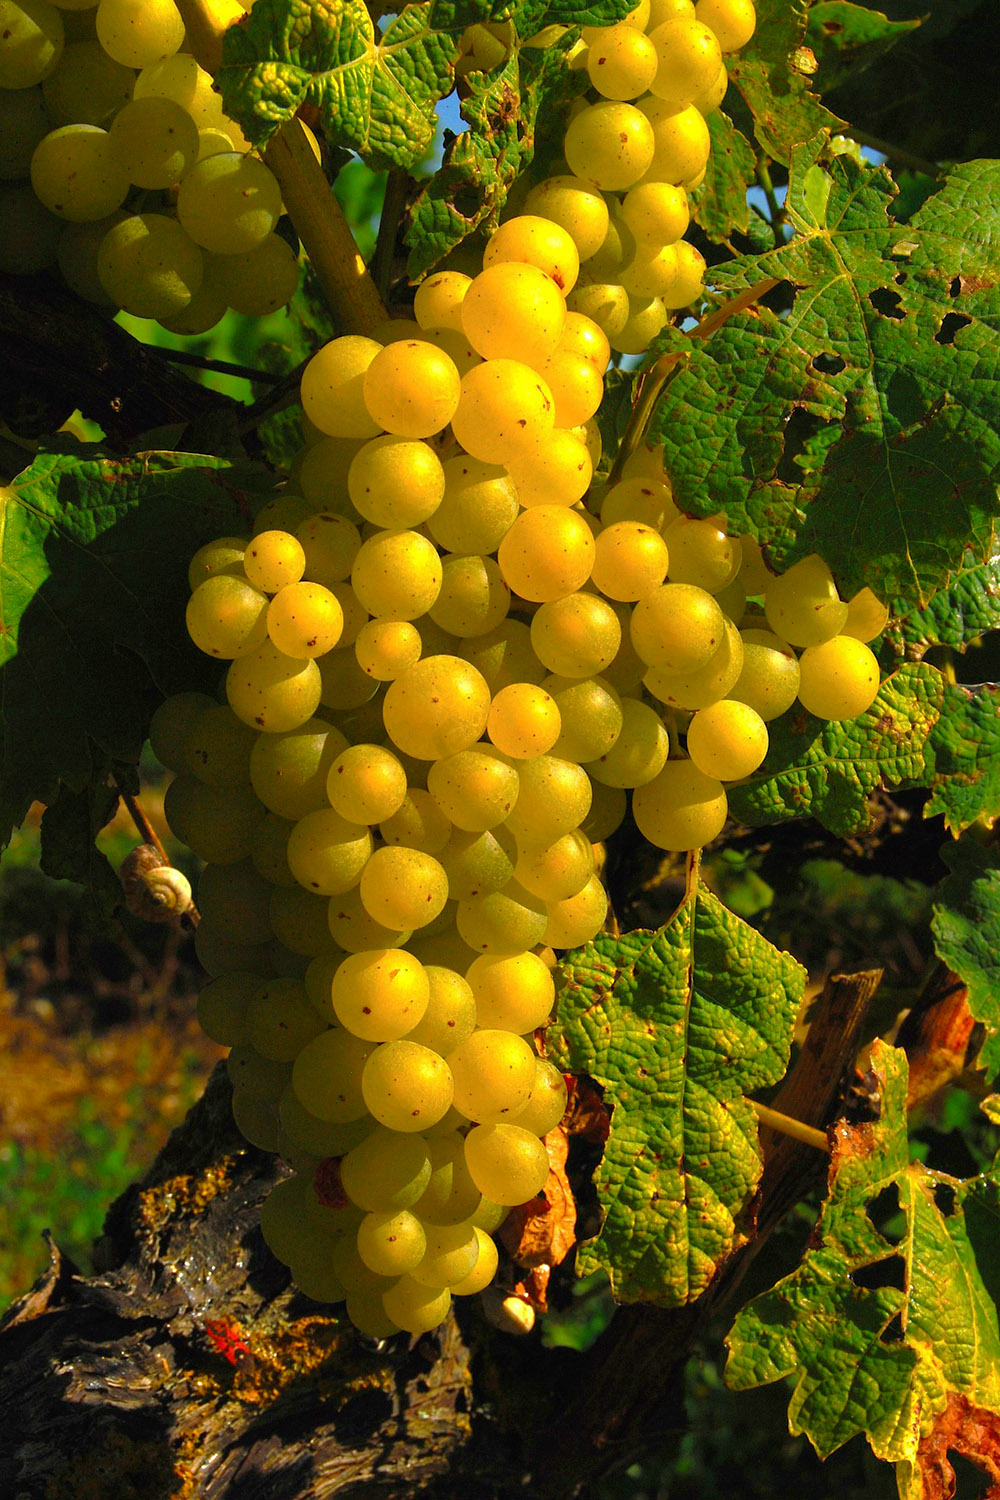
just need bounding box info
[807,1,921,93]
[931,837,1000,1085]
[728,662,1000,837]
[726,1041,1000,1491]
[726,0,844,166]
[649,147,1000,609]
[689,109,755,243]
[547,885,804,1306]
[0,450,252,850]
[39,778,130,915]
[885,543,1000,659]
[218,0,459,167]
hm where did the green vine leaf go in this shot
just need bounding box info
[39,777,130,916]
[547,885,804,1306]
[689,109,755,243]
[218,0,459,167]
[807,1,921,93]
[649,149,1000,609]
[0,450,251,850]
[885,544,1000,658]
[931,838,1000,1084]
[728,663,1000,837]
[726,0,844,166]
[725,1041,1000,1481]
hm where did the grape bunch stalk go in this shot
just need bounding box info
[139,0,895,1338]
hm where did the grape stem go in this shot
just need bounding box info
[156,349,284,385]
[370,168,411,305]
[608,276,782,484]
[171,0,388,335]
[751,1101,830,1154]
[755,157,784,245]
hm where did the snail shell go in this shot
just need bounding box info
[120,844,193,922]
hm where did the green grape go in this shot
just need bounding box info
[663,517,741,592]
[483,211,580,293]
[464,1123,549,1204]
[292,1028,374,1122]
[729,628,799,720]
[531,594,621,680]
[95,0,183,67]
[297,436,366,516]
[449,1225,499,1294]
[196,971,256,1047]
[543,872,609,948]
[260,1174,318,1265]
[505,429,593,511]
[286,807,372,896]
[295,512,361,590]
[523,175,610,261]
[630,582,725,672]
[428,554,510,639]
[31,122,129,220]
[591,521,669,602]
[621,180,689,246]
[347,435,445,529]
[194,920,271,979]
[227,640,322,734]
[176,150,282,253]
[148,690,213,772]
[246,977,326,1061]
[406,966,477,1054]
[318,646,380,712]
[429,456,519,555]
[380,788,453,855]
[98,212,204,317]
[426,747,519,833]
[244,530,305,593]
[436,826,514,903]
[381,1276,451,1334]
[197,859,272,945]
[270,941,311,980]
[279,1091,369,1158]
[303,951,342,1020]
[565,273,630,339]
[185,574,267,659]
[340,1126,432,1212]
[661,240,707,309]
[231,1086,283,1152]
[564,100,654,190]
[0,0,63,88]
[362,1039,454,1132]
[252,493,314,539]
[163,775,264,864]
[643,613,744,711]
[514,828,595,905]
[462,261,567,365]
[504,755,592,848]
[350,529,442,621]
[513,1058,568,1136]
[206,233,299,316]
[250,812,296,887]
[842,588,889,644]
[540,675,620,764]
[330,947,430,1042]
[249,717,348,821]
[362,338,461,440]
[325,743,405,824]
[228,1040,290,1101]
[414,1131,482,1224]
[107,95,197,187]
[450,358,555,466]
[497,505,595,603]
[267,581,344,660]
[485,682,561,759]
[461,619,544,691]
[0,85,48,180]
[327,885,411,954]
[410,1221,479,1288]
[413,269,471,333]
[356,1209,426,1277]
[41,41,132,128]
[600,476,679,531]
[581,780,627,842]
[609,295,669,356]
[587,21,658,99]
[631,759,728,851]
[796,636,880,720]
[456,880,547,955]
[466,950,556,1031]
[586,696,669,788]
[186,535,247,591]
[638,98,711,185]
[132,50,220,125]
[619,241,680,300]
[648,16,722,107]
[382,655,491,762]
[536,348,603,429]
[359,845,450,932]
[269,884,339,957]
[354,619,421,681]
[557,311,612,374]
[696,0,756,51]
[763,553,849,647]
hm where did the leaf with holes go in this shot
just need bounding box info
[726,1041,1000,1482]
[726,0,844,166]
[218,0,458,166]
[728,663,1000,836]
[885,545,1000,658]
[405,33,585,277]
[546,885,804,1306]
[648,146,1000,608]
[0,450,248,851]
[931,837,1000,1084]
[690,109,755,243]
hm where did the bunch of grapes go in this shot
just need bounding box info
[0,0,301,330]
[153,193,886,1336]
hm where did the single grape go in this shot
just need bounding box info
[685,698,768,780]
[729,628,800,720]
[292,1028,374,1122]
[497,506,595,603]
[523,176,610,261]
[643,614,744,711]
[796,636,880,720]
[464,1123,550,1205]
[176,151,282,254]
[486,682,561,759]
[382,655,491,762]
[483,212,581,293]
[350,529,442,621]
[286,806,372,896]
[331,948,430,1042]
[340,1126,433,1212]
[563,100,655,191]
[267,581,344,659]
[466,950,556,1032]
[362,1039,455,1133]
[462,261,567,365]
[631,759,728,851]
[359,845,450,932]
[513,1058,568,1137]
[448,1028,537,1123]
[362,339,462,439]
[226,640,322,734]
[381,1276,451,1334]
[763,553,849,646]
[244,530,306,593]
[451,359,556,465]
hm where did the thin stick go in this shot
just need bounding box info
[370,167,409,306]
[756,157,784,244]
[117,783,169,867]
[849,128,943,180]
[751,1100,830,1154]
[157,349,284,384]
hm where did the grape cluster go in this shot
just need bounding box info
[155,203,886,1336]
[517,0,758,352]
[0,0,300,330]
